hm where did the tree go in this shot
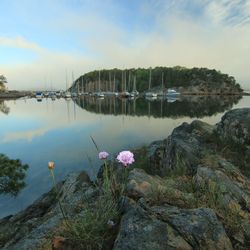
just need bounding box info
[0,75,7,91]
[0,154,29,196]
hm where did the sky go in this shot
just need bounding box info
[0,0,250,90]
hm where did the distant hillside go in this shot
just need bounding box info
[0,75,7,92]
[70,66,243,94]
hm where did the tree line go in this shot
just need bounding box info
[71,66,242,92]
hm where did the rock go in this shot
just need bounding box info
[0,171,96,250]
[114,205,192,250]
[149,120,214,176]
[152,205,233,250]
[216,108,250,146]
[194,165,250,211]
[126,168,196,208]
[126,168,164,199]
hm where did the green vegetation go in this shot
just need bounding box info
[63,192,119,249]
[71,66,242,93]
[0,75,7,91]
[0,154,29,195]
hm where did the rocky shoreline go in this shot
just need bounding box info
[0,91,32,99]
[0,108,249,250]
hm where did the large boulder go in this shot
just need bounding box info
[0,171,96,250]
[114,205,192,250]
[151,205,233,250]
[216,108,250,146]
[149,120,214,176]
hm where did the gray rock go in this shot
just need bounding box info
[151,205,233,250]
[216,108,250,145]
[0,171,96,250]
[114,205,192,250]
[149,120,214,176]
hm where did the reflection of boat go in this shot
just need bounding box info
[167,96,180,103]
[96,92,104,98]
[94,92,104,98]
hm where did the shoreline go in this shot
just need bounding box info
[0,91,32,100]
[0,107,249,249]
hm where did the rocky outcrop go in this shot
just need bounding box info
[149,120,215,176]
[1,108,249,249]
[0,171,96,250]
[216,108,250,146]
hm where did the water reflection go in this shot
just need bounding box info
[0,154,28,196]
[73,95,241,118]
[0,101,10,114]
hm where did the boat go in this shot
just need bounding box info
[96,92,104,98]
[119,91,130,98]
[56,91,61,98]
[157,72,165,96]
[64,91,71,99]
[131,76,139,96]
[166,89,180,96]
[145,68,157,98]
[36,92,43,99]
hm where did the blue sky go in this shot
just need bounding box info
[0,0,250,90]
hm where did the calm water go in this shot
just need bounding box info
[0,95,249,218]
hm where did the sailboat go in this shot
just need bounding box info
[96,70,104,98]
[145,68,157,98]
[119,71,130,98]
[131,75,139,96]
[64,70,71,99]
[157,72,165,96]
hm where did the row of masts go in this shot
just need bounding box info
[67,68,179,98]
[70,70,138,94]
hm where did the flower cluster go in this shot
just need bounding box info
[98,151,109,160]
[116,151,134,167]
[98,150,135,167]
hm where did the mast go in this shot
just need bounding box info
[109,72,111,92]
[149,68,152,90]
[133,75,136,91]
[124,70,127,91]
[98,70,101,92]
[72,72,74,88]
[81,77,83,93]
[65,70,68,91]
[128,71,131,92]
[161,72,164,90]
[113,73,116,92]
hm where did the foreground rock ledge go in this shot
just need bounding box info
[0,108,249,250]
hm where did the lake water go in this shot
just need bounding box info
[0,95,249,218]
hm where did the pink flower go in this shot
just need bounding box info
[99,151,109,160]
[116,151,134,167]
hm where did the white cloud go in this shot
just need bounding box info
[1,0,250,90]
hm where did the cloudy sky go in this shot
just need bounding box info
[0,0,250,90]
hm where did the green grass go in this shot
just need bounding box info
[64,193,119,250]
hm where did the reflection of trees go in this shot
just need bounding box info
[0,101,10,115]
[0,154,29,196]
[73,95,242,119]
